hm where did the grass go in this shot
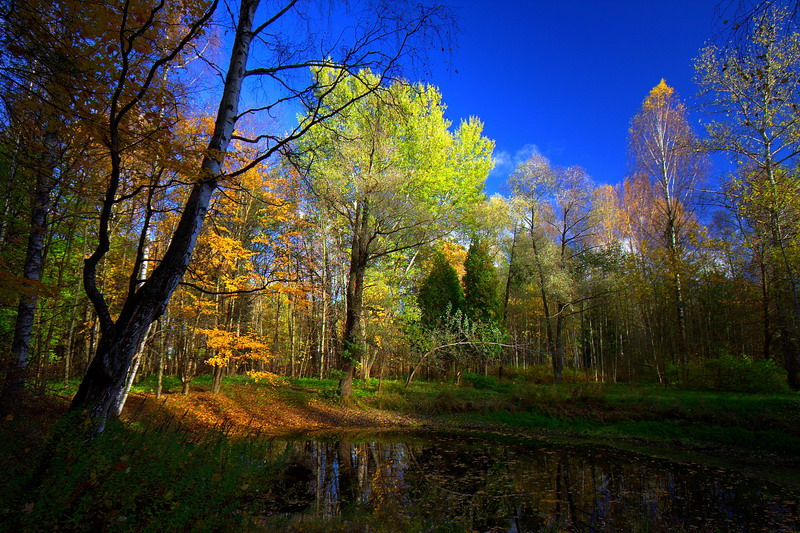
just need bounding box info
[39,372,800,456]
[0,411,301,532]
[348,377,800,455]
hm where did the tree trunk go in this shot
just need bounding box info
[339,261,366,398]
[760,256,771,360]
[64,272,83,384]
[502,222,518,326]
[666,213,689,366]
[211,365,224,395]
[338,203,370,398]
[553,302,566,383]
[1,131,57,411]
[155,351,164,399]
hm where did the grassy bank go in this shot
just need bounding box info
[38,373,800,456]
[357,376,800,456]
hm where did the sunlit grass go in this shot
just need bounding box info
[41,371,800,455]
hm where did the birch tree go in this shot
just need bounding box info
[627,79,706,366]
[509,155,597,382]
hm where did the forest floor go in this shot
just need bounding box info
[119,382,423,436]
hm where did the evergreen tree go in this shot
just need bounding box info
[418,250,464,328]
[463,240,501,324]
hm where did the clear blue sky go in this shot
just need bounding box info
[425,0,721,193]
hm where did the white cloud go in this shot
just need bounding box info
[489,143,541,181]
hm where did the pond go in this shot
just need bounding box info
[257,432,800,532]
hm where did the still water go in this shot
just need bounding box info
[258,433,799,532]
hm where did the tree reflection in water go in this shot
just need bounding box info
[259,434,800,532]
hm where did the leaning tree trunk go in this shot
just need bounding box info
[70,0,257,429]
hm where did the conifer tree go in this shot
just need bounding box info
[418,250,464,328]
[463,240,501,324]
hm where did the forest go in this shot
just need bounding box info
[1,0,800,531]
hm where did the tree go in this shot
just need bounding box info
[0,0,82,408]
[627,79,706,366]
[696,5,800,387]
[418,250,464,328]
[463,239,501,324]
[299,69,493,398]
[64,0,452,430]
[509,155,597,382]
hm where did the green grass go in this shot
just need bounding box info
[0,413,295,532]
[45,373,800,455]
[10,374,800,532]
[347,377,800,455]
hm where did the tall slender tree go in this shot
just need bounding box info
[627,79,706,366]
[510,155,596,382]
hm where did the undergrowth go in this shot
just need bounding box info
[0,411,302,532]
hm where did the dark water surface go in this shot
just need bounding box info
[258,433,800,532]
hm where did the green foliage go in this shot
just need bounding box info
[461,372,512,393]
[481,364,595,385]
[670,354,790,393]
[300,68,493,238]
[463,240,501,324]
[418,250,464,327]
[500,365,557,384]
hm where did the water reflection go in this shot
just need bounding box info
[260,434,800,532]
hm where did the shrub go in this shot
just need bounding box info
[462,373,511,393]
[372,391,408,411]
[500,365,555,384]
[433,389,474,412]
[673,354,789,394]
[497,365,595,385]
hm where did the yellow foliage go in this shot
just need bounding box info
[437,241,467,279]
[196,327,273,368]
[643,79,675,110]
[245,371,285,385]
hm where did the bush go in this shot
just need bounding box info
[497,365,595,385]
[562,368,593,384]
[673,354,789,394]
[372,391,408,411]
[499,365,555,384]
[433,389,475,412]
[510,383,608,410]
[461,373,511,393]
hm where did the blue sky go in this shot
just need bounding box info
[425,0,722,193]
